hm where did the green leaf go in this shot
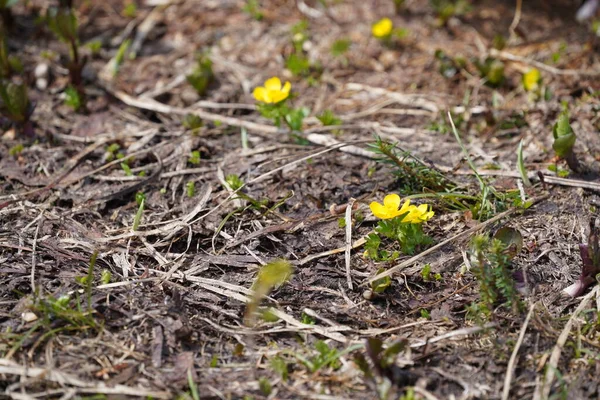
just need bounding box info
[517,139,531,187]
[186,53,214,95]
[245,259,293,325]
[552,112,576,158]
[493,227,523,259]
[371,267,392,293]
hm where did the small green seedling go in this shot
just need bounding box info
[64,85,83,111]
[183,113,203,134]
[430,0,471,26]
[108,39,131,76]
[242,0,263,20]
[468,228,523,319]
[47,6,87,111]
[317,109,341,126]
[8,143,23,157]
[517,139,531,187]
[85,39,102,56]
[331,38,351,58]
[122,2,137,18]
[0,80,34,134]
[188,150,201,165]
[132,197,144,230]
[100,269,111,285]
[552,110,580,172]
[245,259,293,326]
[285,53,311,77]
[0,31,22,77]
[371,267,392,293]
[186,181,195,197]
[475,57,505,87]
[187,53,214,96]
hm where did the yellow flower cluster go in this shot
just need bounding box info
[370,194,434,223]
[253,77,291,104]
[372,18,393,38]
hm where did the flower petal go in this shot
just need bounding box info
[253,87,267,102]
[281,81,291,94]
[264,77,282,91]
[398,199,412,214]
[270,90,289,104]
[370,201,389,219]
[383,194,401,210]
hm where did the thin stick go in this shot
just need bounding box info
[364,194,549,286]
[502,303,534,400]
[344,198,356,290]
[490,48,600,77]
[508,0,522,41]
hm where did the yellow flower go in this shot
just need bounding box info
[370,194,412,220]
[370,194,434,223]
[372,18,393,38]
[403,203,435,224]
[253,77,291,104]
[522,68,541,92]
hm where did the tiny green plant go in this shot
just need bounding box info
[183,113,203,134]
[47,5,87,111]
[467,228,523,319]
[269,356,289,380]
[132,196,144,230]
[188,150,201,165]
[430,0,471,26]
[552,110,580,172]
[120,162,133,176]
[107,39,131,76]
[8,143,23,157]
[368,137,455,193]
[0,79,34,135]
[331,38,351,58]
[122,2,137,18]
[370,267,393,293]
[64,85,83,111]
[517,139,531,187]
[317,109,342,126]
[286,53,311,77]
[242,0,263,20]
[186,181,195,197]
[0,29,22,77]
[258,377,272,396]
[421,264,432,281]
[293,341,362,374]
[100,269,111,285]
[244,259,293,326]
[85,39,103,56]
[475,57,505,87]
[186,53,214,96]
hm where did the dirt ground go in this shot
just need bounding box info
[2,0,600,399]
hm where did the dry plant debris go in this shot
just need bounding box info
[2,0,600,399]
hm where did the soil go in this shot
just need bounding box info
[2,0,600,399]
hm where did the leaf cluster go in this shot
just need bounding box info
[368,137,455,193]
[187,53,214,96]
